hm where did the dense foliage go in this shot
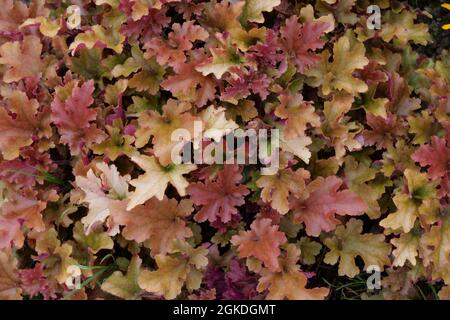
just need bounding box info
[0,0,449,300]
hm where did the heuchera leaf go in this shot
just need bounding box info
[419,212,450,284]
[0,0,448,301]
[380,169,437,233]
[290,176,367,237]
[0,35,43,83]
[69,25,125,54]
[257,244,329,299]
[274,92,321,139]
[324,218,391,277]
[280,16,329,74]
[380,9,431,45]
[306,31,369,95]
[0,90,51,160]
[138,240,208,299]
[51,80,106,156]
[412,136,450,180]
[241,0,280,24]
[231,218,287,271]
[188,164,249,224]
[135,99,199,166]
[114,196,193,255]
[101,256,142,300]
[391,232,419,267]
[161,49,217,107]
[144,20,209,71]
[0,251,22,300]
[111,45,165,94]
[75,162,129,234]
[127,155,196,210]
[256,167,310,215]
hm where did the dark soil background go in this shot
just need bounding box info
[408,0,450,54]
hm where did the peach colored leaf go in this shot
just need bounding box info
[231,218,287,271]
[144,20,208,71]
[188,164,249,224]
[75,163,130,234]
[0,91,50,160]
[291,176,367,236]
[51,80,106,156]
[0,251,22,300]
[0,35,43,83]
[241,0,280,23]
[135,99,199,166]
[256,167,310,215]
[114,197,193,255]
[257,244,329,299]
[275,93,320,139]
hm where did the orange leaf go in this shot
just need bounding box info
[231,218,287,271]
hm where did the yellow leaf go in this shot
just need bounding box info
[101,256,142,300]
[138,240,208,299]
[127,155,196,210]
[196,47,242,79]
[380,10,430,46]
[380,169,437,233]
[135,99,199,166]
[20,17,60,37]
[306,31,369,95]
[199,105,238,144]
[242,0,280,23]
[257,167,309,214]
[324,218,391,277]
[138,254,187,300]
[391,232,419,267]
[69,25,125,54]
[420,213,450,284]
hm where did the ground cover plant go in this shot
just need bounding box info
[0,0,449,300]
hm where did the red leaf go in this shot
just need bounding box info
[161,49,216,107]
[247,30,286,72]
[280,17,328,74]
[144,21,208,71]
[290,176,367,237]
[188,164,249,224]
[362,113,403,149]
[51,80,106,155]
[221,68,270,101]
[412,136,450,179]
